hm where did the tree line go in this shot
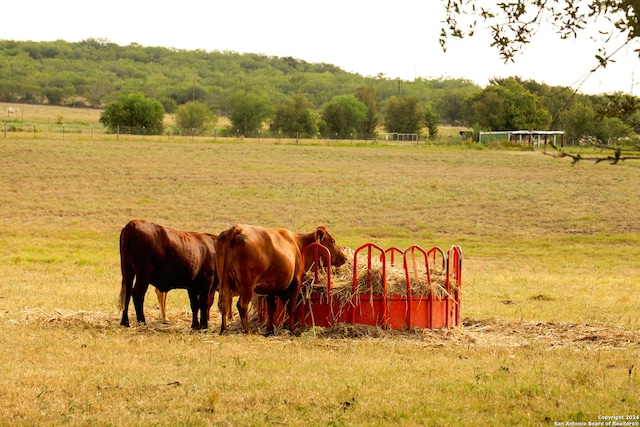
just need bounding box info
[1,39,639,144]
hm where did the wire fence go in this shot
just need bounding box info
[1,122,433,145]
[2,122,105,139]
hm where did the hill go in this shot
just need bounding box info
[0,38,479,116]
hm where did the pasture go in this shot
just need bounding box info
[0,123,639,425]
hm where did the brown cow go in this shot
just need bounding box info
[215,224,347,335]
[119,220,217,329]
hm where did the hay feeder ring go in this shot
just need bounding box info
[258,242,463,331]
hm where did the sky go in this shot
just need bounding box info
[2,0,639,96]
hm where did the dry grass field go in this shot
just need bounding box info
[0,102,229,135]
[0,105,639,426]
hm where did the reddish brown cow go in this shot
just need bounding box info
[119,220,217,329]
[215,224,347,335]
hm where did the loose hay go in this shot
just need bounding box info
[2,309,638,349]
[301,246,455,305]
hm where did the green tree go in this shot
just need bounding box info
[43,87,67,105]
[271,94,318,136]
[157,96,177,114]
[559,102,596,144]
[354,86,380,136]
[597,93,640,124]
[99,92,165,134]
[435,89,475,125]
[321,94,368,137]
[593,117,635,145]
[225,92,273,137]
[519,79,577,130]
[466,78,549,131]
[82,77,113,107]
[424,103,439,140]
[627,110,640,134]
[175,101,217,135]
[384,96,423,134]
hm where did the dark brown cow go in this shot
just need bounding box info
[119,220,217,329]
[215,224,347,335]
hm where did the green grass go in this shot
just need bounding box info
[0,134,638,425]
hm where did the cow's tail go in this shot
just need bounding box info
[117,221,134,311]
[217,225,243,322]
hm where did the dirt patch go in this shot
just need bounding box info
[1,309,638,349]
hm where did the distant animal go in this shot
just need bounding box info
[155,288,169,322]
[119,220,217,329]
[7,107,19,117]
[215,224,347,335]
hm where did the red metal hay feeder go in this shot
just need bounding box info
[258,242,463,331]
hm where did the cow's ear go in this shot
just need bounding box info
[315,227,325,242]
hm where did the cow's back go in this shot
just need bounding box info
[120,220,166,272]
[120,220,216,291]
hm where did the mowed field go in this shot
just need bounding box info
[0,105,639,426]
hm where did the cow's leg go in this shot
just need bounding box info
[236,288,253,334]
[187,288,201,330]
[206,289,215,321]
[285,278,301,333]
[155,288,167,322]
[206,275,218,321]
[120,266,135,327]
[131,275,150,325]
[265,295,277,336]
[218,286,229,334]
[199,283,210,330]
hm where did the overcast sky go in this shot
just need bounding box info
[2,0,639,96]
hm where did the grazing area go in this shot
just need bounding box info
[0,128,638,425]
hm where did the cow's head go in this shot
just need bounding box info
[314,225,347,267]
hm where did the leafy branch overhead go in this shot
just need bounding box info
[547,92,640,165]
[441,1,640,165]
[544,144,640,165]
[440,0,640,66]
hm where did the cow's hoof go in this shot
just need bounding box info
[191,324,208,331]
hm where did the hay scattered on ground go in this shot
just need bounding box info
[2,308,638,349]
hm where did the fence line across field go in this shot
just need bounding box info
[1,123,433,145]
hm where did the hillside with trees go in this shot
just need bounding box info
[1,38,639,145]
